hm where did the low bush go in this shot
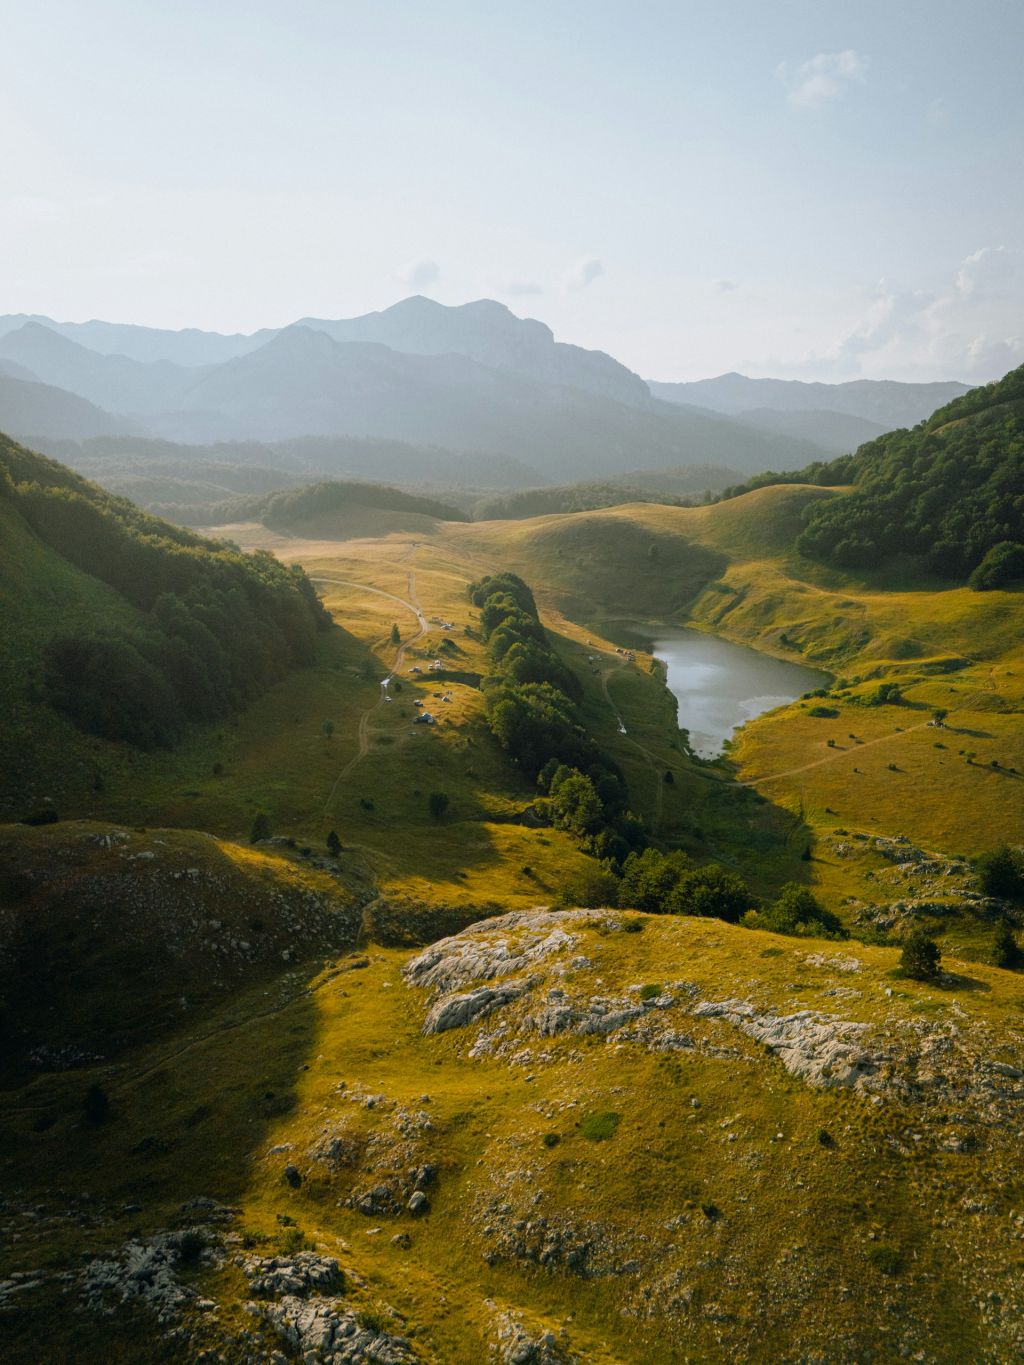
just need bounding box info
[899,929,941,982]
[580,1111,621,1142]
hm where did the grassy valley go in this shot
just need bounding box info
[2,371,1023,1363]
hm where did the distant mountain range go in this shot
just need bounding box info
[650,372,972,455]
[0,299,970,479]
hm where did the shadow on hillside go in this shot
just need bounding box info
[936,971,991,993]
[0,958,329,1217]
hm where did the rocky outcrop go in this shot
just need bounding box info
[424,979,533,1035]
[80,1226,222,1320]
[404,909,592,995]
[241,1250,345,1298]
[492,1308,576,1363]
[694,999,886,1093]
[250,1295,416,1363]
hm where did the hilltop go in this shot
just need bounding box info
[6,896,1024,1361]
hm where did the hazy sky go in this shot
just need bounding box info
[3,0,1022,381]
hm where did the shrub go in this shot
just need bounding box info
[900,929,941,981]
[277,1226,313,1255]
[83,1084,111,1125]
[638,983,662,1001]
[427,791,450,820]
[621,916,645,933]
[176,1230,206,1264]
[542,1132,560,1148]
[326,830,342,857]
[249,811,271,844]
[867,1243,902,1276]
[808,705,839,718]
[746,883,846,939]
[968,541,1024,591]
[580,1111,621,1142]
[864,682,903,707]
[977,845,1024,900]
[992,919,1021,969]
[356,1308,393,1336]
[557,862,620,909]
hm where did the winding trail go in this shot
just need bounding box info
[312,570,428,819]
[741,672,1004,788]
[744,718,935,786]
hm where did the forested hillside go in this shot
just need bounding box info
[231,478,468,528]
[0,434,330,750]
[721,363,1024,581]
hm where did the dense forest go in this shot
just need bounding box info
[0,434,330,747]
[471,571,645,864]
[719,362,1024,582]
[474,481,699,521]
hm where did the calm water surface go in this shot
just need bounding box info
[649,626,829,758]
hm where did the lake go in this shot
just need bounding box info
[647,626,830,758]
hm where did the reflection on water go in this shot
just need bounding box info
[649,626,829,758]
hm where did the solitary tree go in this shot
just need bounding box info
[250,811,271,844]
[428,791,450,821]
[977,845,1024,900]
[326,829,342,857]
[322,719,336,741]
[992,919,1021,969]
[83,1083,111,1125]
[900,928,941,982]
[390,623,401,645]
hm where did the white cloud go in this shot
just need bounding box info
[813,246,1024,380]
[563,255,605,291]
[709,278,737,294]
[779,49,868,108]
[398,258,440,290]
[955,245,1013,299]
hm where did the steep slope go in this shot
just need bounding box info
[0,373,134,440]
[652,373,970,427]
[0,820,362,1079]
[792,362,1024,578]
[0,322,198,413]
[0,433,329,811]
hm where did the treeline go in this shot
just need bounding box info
[226,479,468,528]
[564,846,846,938]
[471,467,740,521]
[471,572,644,864]
[0,435,330,747]
[473,481,693,521]
[718,362,1024,583]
